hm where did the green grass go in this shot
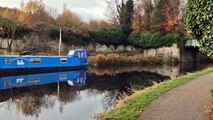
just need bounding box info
[98,68,213,120]
[0,49,19,55]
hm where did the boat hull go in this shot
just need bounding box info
[0,49,88,75]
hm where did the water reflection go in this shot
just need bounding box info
[0,68,170,120]
[87,71,170,111]
[89,65,179,78]
[89,63,212,79]
[0,70,87,90]
[0,63,210,120]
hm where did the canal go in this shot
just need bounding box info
[0,63,211,120]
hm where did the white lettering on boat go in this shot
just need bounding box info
[76,52,87,58]
[16,78,24,84]
[17,60,25,65]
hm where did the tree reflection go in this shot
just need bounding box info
[13,87,56,117]
[15,96,43,117]
[101,90,118,110]
[0,83,81,117]
[58,86,80,104]
[57,85,81,113]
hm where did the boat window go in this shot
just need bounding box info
[29,78,40,83]
[5,58,11,64]
[4,81,11,87]
[30,58,41,64]
[60,58,67,63]
[60,75,67,80]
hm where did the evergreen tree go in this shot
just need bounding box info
[121,0,134,36]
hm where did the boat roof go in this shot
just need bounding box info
[0,55,71,57]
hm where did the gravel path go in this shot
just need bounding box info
[139,73,213,120]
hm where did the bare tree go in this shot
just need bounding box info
[105,0,126,26]
[56,3,82,28]
[46,7,58,25]
[19,0,53,26]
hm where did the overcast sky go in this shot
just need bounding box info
[0,0,108,22]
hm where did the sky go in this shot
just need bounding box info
[0,0,108,22]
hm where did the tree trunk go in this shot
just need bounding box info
[0,37,3,48]
[8,39,15,52]
[7,27,16,51]
[6,35,10,50]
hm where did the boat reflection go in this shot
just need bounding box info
[0,70,87,90]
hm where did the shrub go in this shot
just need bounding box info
[143,55,163,64]
[89,53,169,67]
[89,54,106,67]
[106,54,121,65]
[160,32,182,47]
[129,31,182,49]
[49,27,59,39]
[89,27,127,45]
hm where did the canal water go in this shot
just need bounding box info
[0,63,211,120]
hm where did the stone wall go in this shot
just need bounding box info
[1,38,180,61]
[67,43,136,53]
[0,39,24,50]
[67,43,179,57]
[143,44,180,60]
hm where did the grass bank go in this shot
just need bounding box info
[97,68,213,120]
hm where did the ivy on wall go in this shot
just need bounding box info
[184,0,213,58]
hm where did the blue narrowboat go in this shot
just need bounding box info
[0,69,87,90]
[0,49,88,71]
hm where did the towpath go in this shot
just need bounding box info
[139,72,213,120]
